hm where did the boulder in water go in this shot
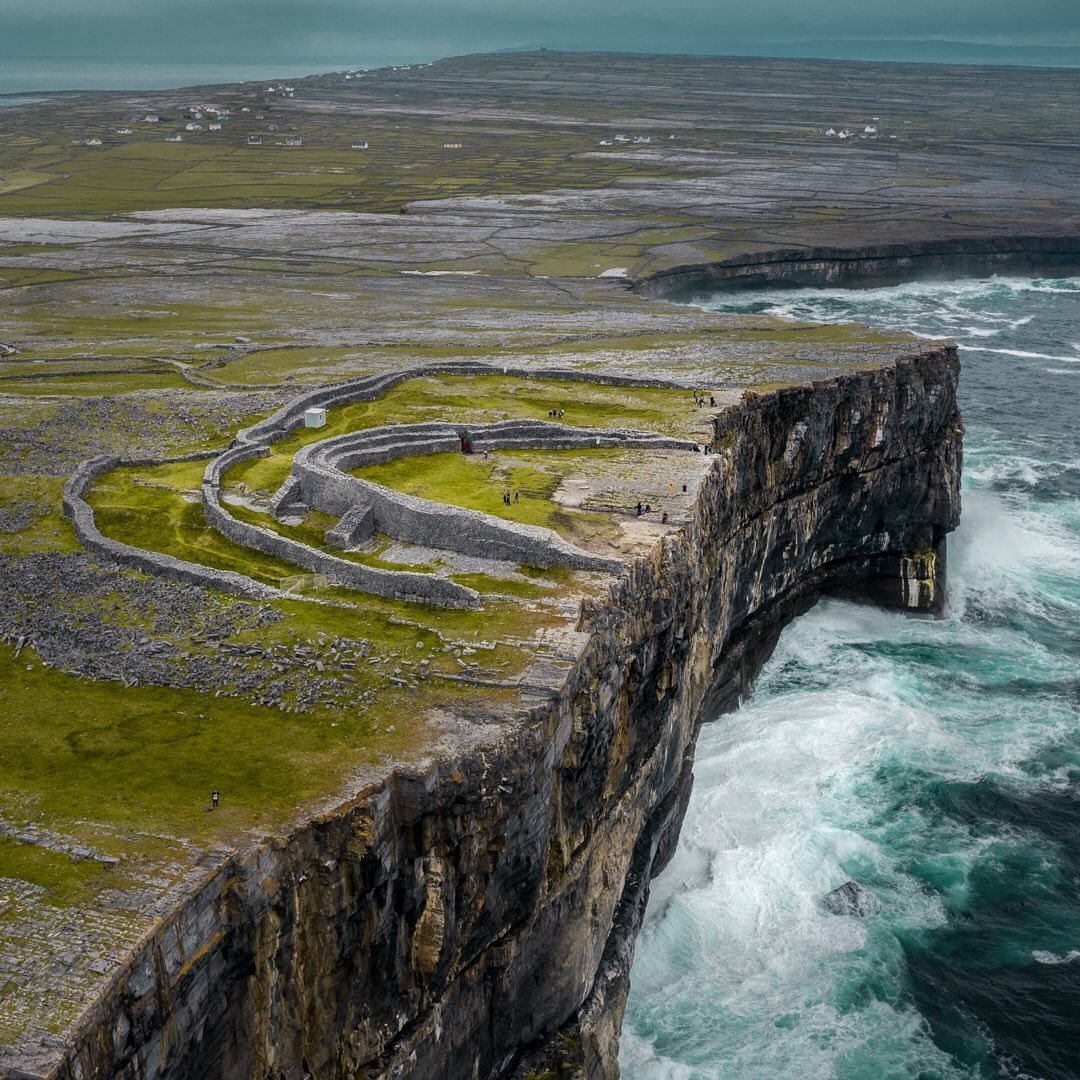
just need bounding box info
[822,880,881,917]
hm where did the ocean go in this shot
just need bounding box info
[0,41,1075,97]
[0,58,420,97]
[620,277,1080,1079]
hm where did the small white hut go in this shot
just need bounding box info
[304,407,327,429]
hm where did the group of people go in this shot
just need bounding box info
[634,502,668,523]
[547,408,566,419]
[502,489,520,506]
[693,390,717,408]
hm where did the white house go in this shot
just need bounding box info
[185,123,202,131]
[247,135,262,145]
[284,136,303,146]
[442,141,463,149]
[143,114,160,123]
[864,125,878,134]
[209,123,222,131]
[351,141,369,149]
[304,407,327,429]
[165,134,183,142]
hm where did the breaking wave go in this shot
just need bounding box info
[622,276,1080,1080]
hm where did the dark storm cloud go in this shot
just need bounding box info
[1,0,1075,62]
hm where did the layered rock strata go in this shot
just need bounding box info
[635,236,1080,299]
[46,345,961,1080]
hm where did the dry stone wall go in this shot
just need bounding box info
[201,447,479,608]
[64,364,693,616]
[62,456,276,600]
[288,419,696,571]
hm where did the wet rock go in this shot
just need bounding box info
[822,881,881,917]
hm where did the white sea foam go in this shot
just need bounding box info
[623,274,1080,1080]
[963,345,1080,363]
[1032,949,1080,965]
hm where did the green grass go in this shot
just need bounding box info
[88,460,308,586]
[450,572,555,599]
[210,345,375,385]
[0,475,78,555]
[0,642,513,848]
[352,449,623,549]
[0,370,192,395]
[0,835,120,908]
[225,373,700,497]
[0,117,677,218]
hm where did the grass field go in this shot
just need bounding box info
[0,111,678,218]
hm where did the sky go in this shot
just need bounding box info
[0,0,1077,92]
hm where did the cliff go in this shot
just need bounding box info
[42,345,961,1080]
[634,237,1080,299]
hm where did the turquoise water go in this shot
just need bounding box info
[621,277,1080,1079]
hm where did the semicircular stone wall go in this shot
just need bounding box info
[67,364,701,608]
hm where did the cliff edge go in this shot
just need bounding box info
[43,347,961,1080]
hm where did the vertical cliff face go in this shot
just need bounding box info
[53,348,962,1080]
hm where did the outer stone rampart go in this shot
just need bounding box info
[62,456,276,600]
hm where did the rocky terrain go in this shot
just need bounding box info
[0,49,1077,1080]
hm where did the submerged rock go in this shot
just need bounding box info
[822,880,882,917]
